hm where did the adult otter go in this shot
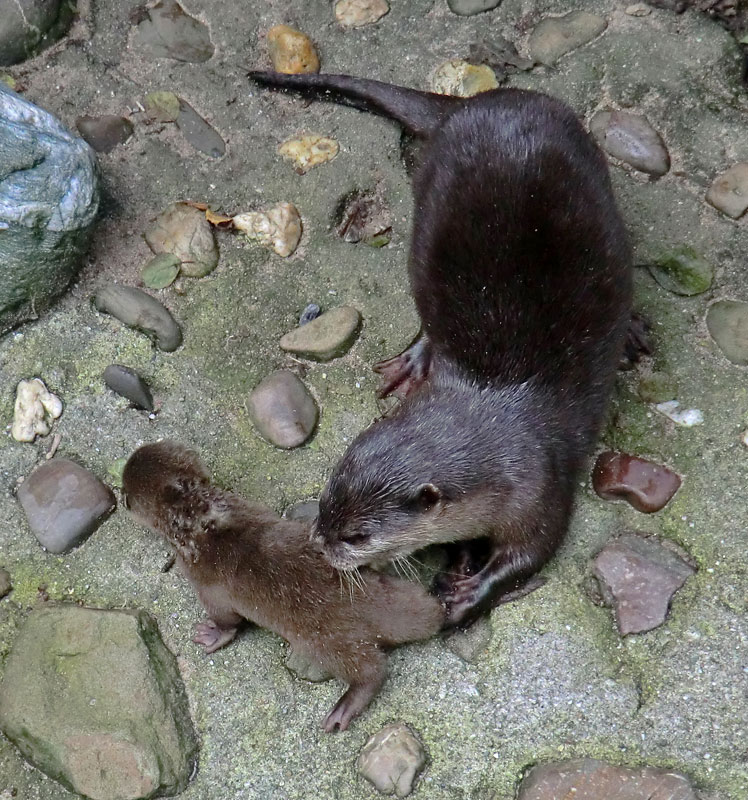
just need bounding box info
[249,71,636,627]
[122,441,443,731]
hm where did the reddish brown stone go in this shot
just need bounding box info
[592,451,681,512]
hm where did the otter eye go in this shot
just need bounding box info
[342,531,370,546]
[410,483,441,512]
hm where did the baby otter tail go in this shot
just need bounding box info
[248,70,461,138]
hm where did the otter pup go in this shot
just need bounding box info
[122,441,443,732]
[249,71,636,627]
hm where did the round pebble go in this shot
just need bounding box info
[648,245,712,296]
[528,11,607,66]
[706,163,748,219]
[357,723,426,798]
[247,370,318,449]
[447,0,502,16]
[11,378,62,443]
[94,285,183,351]
[592,451,681,513]
[76,115,134,153]
[334,0,390,28]
[103,365,154,411]
[17,459,116,554]
[432,60,498,97]
[267,25,319,74]
[589,111,670,177]
[280,306,361,361]
[706,300,748,365]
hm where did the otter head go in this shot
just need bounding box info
[314,382,529,570]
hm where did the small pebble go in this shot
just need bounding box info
[358,723,426,798]
[299,303,321,325]
[432,60,498,97]
[706,300,748,365]
[103,365,155,411]
[447,0,502,15]
[94,285,183,351]
[528,11,607,66]
[17,459,115,554]
[76,115,134,153]
[589,111,669,177]
[247,370,318,449]
[285,648,331,682]
[175,99,226,159]
[280,306,361,361]
[335,0,390,28]
[654,400,703,427]
[277,135,339,174]
[283,499,320,523]
[637,371,677,404]
[705,163,748,219]
[132,0,214,63]
[11,378,62,443]
[234,202,302,257]
[741,430,748,447]
[592,532,695,635]
[625,3,652,14]
[648,245,712,296]
[446,617,492,663]
[0,568,11,599]
[592,451,681,513]
[267,25,319,74]
[145,202,218,278]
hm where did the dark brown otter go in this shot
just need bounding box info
[122,441,443,732]
[249,71,637,627]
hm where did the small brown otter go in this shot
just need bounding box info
[122,441,443,732]
[249,71,643,627]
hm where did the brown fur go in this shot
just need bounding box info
[122,441,443,732]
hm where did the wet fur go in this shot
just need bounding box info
[122,441,443,731]
[250,72,633,626]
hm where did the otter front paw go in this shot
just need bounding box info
[193,620,237,653]
[435,572,485,630]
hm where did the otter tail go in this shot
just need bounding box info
[248,70,461,138]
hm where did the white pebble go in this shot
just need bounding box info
[655,400,704,427]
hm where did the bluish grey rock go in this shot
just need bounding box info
[0,0,74,66]
[0,83,99,334]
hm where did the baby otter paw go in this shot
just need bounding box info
[436,573,485,630]
[373,336,431,400]
[193,620,237,654]
[322,698,356,733]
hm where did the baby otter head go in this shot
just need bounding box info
[122,441,211,532]
[315,383,529,570]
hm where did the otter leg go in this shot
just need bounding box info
[437,546,546,630]
[620,311,652,369]
[373,333,432,400]
[193,616,241,653]
[322,649,387,732]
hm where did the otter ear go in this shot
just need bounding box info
[412,482,442,512]
[162,479,190,505]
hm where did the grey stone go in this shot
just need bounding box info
[706,299,748,366]
[592,532,695,635]
[358,722,426,797]
[283,499,319,523]
[247,370,318,448]
[447,0,502,16]
[17,458,115,553]
[528,12,607,66]
[94,284,183,351]
[132,0,214,63]
[589,110,670,177]
[103,364,154,411]
[648,245,713,296]
[175,99,225,159]
[0,605,197,800]
[75,114,134,153]
[0,84,99,334]
[0,0,74,66]
[517,758,699,799]
[706,163,748,219]
[280,305,361,361]
[0,567,10,598]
